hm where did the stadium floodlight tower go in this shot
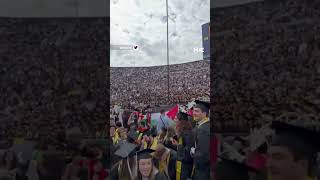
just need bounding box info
[166,0,170,104]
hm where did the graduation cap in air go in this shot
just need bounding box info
[136,149,155,160]
[194,99,210,113]
[215,156,259,180]
[270,121,320,159]
[114,141,139,159]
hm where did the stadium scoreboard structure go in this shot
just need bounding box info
[202,22,210,60]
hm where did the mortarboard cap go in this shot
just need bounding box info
[215,156,258,180]
[271,121,320,158]
[194,99,210,113]
[114,141,139,159]
[136,149,155,160]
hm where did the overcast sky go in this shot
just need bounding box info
[110,0,210,67]
[0,0,261,67]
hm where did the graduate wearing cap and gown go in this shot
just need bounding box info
[214,157,259,180]
[153,143,178,180]
[134,149,168,180]
[191,100,210,180]
[267,121,320,180]
[172,112,194,180]
[111,141,140,180]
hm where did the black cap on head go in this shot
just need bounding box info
[114,141,139,159]
[215,157,258,180]
[136,149,155,160]
[194,100,210,114]
[271,121,320,157]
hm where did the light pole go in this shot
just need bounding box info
[166,0,170,104]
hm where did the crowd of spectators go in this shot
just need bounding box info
[0,17,108,138]
[0,17,109,179]
[110,60,210,106]
[212,0,320,132]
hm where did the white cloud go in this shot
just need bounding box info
[110,0,210,67]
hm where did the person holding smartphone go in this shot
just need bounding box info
[171,112,194,180]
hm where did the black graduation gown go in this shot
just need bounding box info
[110,160,132,180]
[192,121,210,180]
[176,131,194,180]
[155,171,170,180]
[163,139,177,151]
[168,150,177,180]
[135,171,168,180]
[154,150,177,180]
[110,161,119,180]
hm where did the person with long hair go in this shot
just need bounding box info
[171,112,194,180]
[110,155,137,180]
[163,127,176,150]
[134,149,168,180]
[158,127,167,144]
[111,141,139,180]
[153,143,177,180]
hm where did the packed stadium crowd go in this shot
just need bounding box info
[110,60,210,106]
[212,0,320,132]
[0,18,109,180]
[209,1,320,180]
[110,98,211,180]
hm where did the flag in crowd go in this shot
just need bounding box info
[110,98,211,180]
